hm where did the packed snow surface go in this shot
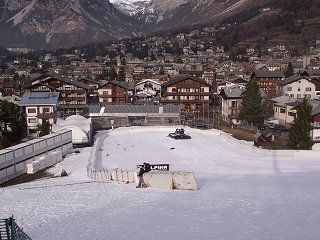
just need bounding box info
[1,126,320,240]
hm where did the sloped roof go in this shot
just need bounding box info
[27,72,91,90]
[100,80,128,89]
[163,75,209,87]
[88,104,179,114]
[311,104,320,116]
[253,70,285,78]
[271,95,298,105]
[279,75,309,85]
[220,87,244,99]
[19,92,60,106]
[300,69,320,77]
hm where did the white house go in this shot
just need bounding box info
[271,95,299,127]
[278,76,317,99]
[135,79,162,98]
[19,92,60,135]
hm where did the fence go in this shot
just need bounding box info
[0,216,32,240]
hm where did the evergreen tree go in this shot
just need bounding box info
[37,119,51,137]
[285,62,294,77]
[239,80,263,124]
[117,67,125,82]
[289,97,313,150]
[0,136,10,149]
[109,67,118,81]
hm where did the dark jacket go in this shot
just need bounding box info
[138,163,151,176]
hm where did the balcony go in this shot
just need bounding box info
[37,112,57,119]
[63,97,86,101]
[166,92,210,96]
[160,99,210,104]
[312,122,320,128]
[61,90,85,94]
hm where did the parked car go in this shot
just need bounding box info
[257,124,266,131]
[266,122,277,129]
[275,125,289,132]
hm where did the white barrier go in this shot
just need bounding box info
[143,171,198,191]
[0,130,72,184]
[26,151,64,175]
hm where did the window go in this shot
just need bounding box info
[290,94,294,97]
[28,118,37,124]
[172,88,176,92]
[231,101,237,108]
[288,112,296,117]
[304,94,311,99]
[306,87,312,91]
[27,108,36,113]
[43,107,50,113]
[298,88,301,91]
[287,86,292,91]
[280,108,286,113]
[297,94,301,98]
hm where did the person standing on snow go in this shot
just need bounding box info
[136,162,151,188]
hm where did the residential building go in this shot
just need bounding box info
[98,81,128,106]
[19,92,60,135]
[25,73,91,117]
[135,79,162,97]
[161,75,212,112]
[311,104,320,150]
[278,75,317,99]
[202,68,215,83]
[251,70,285,96]
[219,86,244,124]
[271,96,299,127]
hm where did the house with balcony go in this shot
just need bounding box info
[202,68,215,84]
[19,92,60,135]
[79,78,100,98]
[219,86,244,124]
[161,75,212,113]
[98,81,128,106]
[251,70,284,96]
[135,79,162,100]
[25,73,91,117]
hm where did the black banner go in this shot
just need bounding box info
[137,164,170,171]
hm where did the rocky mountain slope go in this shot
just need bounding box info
[113,0,257,31]
[0,0,144,49]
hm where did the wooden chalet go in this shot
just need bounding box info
[161,75,212,112]
[25,72,91,117]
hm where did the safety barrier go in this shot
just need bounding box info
[0,129,73,185]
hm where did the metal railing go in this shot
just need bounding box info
[0,216,32,240]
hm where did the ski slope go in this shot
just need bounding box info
[1,126,320,240]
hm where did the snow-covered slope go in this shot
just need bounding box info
[1,127,320,240]
[111,0,253,31]
[110,0,151,16]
